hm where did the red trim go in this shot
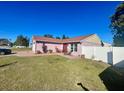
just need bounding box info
[63,44,68,53]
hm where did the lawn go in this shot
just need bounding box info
[0,55,123,91]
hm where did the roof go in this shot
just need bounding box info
[62,34,94,43]
[33,36,62,43]
[0,39,11,46]
[32,34,95,43]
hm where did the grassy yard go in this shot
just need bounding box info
[0,55,123,91]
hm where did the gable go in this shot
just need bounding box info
[83,34,101,44]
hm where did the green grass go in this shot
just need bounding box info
[11,48,31,51]
[0,55,123,91]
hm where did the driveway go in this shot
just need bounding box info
[0,50,80,59]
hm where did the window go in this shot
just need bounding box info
[74,44,77,52]
[71,43,77,52]
[71,44,73,52]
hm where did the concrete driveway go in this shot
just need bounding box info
[0,50,80,59]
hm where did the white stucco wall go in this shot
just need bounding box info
[45,43,63,52]
[94,47,112,64]
[81,46,124,68]
[82,46,112,63]
[77,43,82,55]
[82,46,94,59]
[113,47,124,67]
[32,41,36,53]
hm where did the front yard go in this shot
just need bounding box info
[0,55,124,90]
[11,48,32,52]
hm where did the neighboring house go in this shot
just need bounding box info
[103,42,111,47]
[15,46,26,48]
[0,39,12,47]
[32,34,111,56]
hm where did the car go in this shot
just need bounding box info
[0,48,11,55]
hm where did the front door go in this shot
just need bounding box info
[63,44,68,53]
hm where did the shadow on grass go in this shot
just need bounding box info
[1,52,16,56]
[0,61,18,68]
[11,52,16,54]
[99,66,124,91]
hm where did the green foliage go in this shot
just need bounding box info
[44,34,53,38]
[62,34,69,39]
[43,34,69,39]
[113,34,124,46]
[14,35,29,47]
[62,34,66,39]
[101,40,104,47]
[56,36,61,39]
[110,2,124,46]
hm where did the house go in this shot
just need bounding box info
[15,46,26,48]
[103,42,111,47]
[32,34,110,56]
[0,39,12,47]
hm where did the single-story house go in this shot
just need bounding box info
[32,34,111,56]
[0,39,12,47]
[103,42,111,47]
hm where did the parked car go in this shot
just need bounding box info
[0,48,11,55]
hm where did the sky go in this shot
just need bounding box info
[0,1,121,43]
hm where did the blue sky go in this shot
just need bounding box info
[0,1,121,43]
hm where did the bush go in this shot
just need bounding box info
[36,50,42,54]
[48,50,53,53]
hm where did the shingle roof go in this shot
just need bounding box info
[62,34,94,43]
[0,39,11,46]
[33,36,62,43]
[33,34,95,43]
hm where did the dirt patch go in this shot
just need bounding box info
[14,50,58,57]
[58,53,80,59]
[0,50,81,59]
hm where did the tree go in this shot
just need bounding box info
[62,35,66,39]
[62,34,69,39]
[110,2,124,46]
[44,34,53,38]
[56,37,60,39]
[66,36,69,39]
[101,40,104,47]
[43,34,69,39]
[14,35,29,47]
